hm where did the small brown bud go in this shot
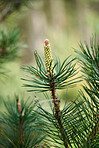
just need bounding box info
[44,39,49,46]
[17,102,21,114]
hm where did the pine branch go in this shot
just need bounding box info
[44,39,69,147]
[0,29,26,78]
[76,35,99,147]
[22,39,81,93]
[0,96,46,148]
[22,39,82,147]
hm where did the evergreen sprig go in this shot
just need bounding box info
[0,29,21,60]
[22,41,81,93]
[22,39,82,148]
[75,36,99,97]
[0,96,46,148]
[75,36,99,147]
[0,29,25,77]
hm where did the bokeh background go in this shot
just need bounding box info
[0,0,99,109]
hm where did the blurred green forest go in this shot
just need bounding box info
[0,0,99,109]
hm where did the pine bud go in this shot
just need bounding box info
[44,39,56,74]
[17,102,21,114]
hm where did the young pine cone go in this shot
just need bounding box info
[44,39,56,75]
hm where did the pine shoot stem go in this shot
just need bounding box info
[50,78,69,148]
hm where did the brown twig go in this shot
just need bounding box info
[0,5,13,23]
[50,78,69,148]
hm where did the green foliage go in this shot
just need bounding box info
[0,29,25,77]
[0,34,98,148]
[0,29,21,61]
[75,36,99,148]
[75,36,99,111]
[34,89,98,148]
[0,96,46,148]
[22,37,99,148]
[22,51,81,92]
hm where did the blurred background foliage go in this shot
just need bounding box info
[0,0,99,110]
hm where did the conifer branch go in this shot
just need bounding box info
[22,39,81,147]
[43,39,69,147]
[0,97,46,148]
[76,36,99,148]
